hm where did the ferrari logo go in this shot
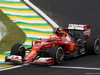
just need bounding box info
[63,34,65,38]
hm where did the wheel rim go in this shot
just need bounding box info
[18,47,25,53]
[56,48,64,63]
[18,46,25,58]
[58,50,64,61]
[96,44,99,51]
[95,43,99,52]
[94,39,99,53]
[80,48,85,55]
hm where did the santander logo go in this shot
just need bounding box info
[69,25,84,28]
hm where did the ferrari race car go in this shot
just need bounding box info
[5,24,100,65]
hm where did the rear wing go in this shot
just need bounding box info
[68,24,91,40]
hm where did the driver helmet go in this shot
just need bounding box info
[54,27,62,31]
[50,35,58,41]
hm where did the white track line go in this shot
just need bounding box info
[0,64,29,71]
[0,67,4,69]
[50,66,100,71]
[24,0,59,28]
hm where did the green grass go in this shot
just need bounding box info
[0,10,26,54]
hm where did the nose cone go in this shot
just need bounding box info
[23,50,37,63]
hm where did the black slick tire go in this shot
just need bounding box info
[49,46,64,64]
[11,44,25,59]
[85,37,100,54]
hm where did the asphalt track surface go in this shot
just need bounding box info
[1,0,100,75]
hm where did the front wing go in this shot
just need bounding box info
[5,55,54,65]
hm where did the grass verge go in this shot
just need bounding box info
[0,10,26,54]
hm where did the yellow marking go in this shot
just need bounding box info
[8,16,44,21]
[31,51,36,53]
[0,55,5,59]
[70,45,74,51]
[0,3,26,6]
[63,34,65,38]
[0,65,13,68]
[17,24,52,29]
[0,8,35,13]
[24,31,52,36]
[25,40,35,43]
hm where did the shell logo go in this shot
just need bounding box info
[52,44,55,46]
[70,45,74,51]
[31,51,36,53]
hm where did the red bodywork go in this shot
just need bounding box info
[6,24,91,65]
[23,32,78,64]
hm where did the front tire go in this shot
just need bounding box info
[49,46,64,64]
[85,37,100,54]
[11,44,25,59]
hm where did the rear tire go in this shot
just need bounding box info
[85,37,100,54]
[11,44,25,59]
[49,46,64,64]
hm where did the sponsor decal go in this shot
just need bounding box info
[84,29,90,36]
[29,53,33,56]
[11,55,22,61]
[74,45,77,50]
[7,56,12,59]
[41,42,46,44]
[45,45,51,47]
[31,51,36,53]
[26,52,37,60]
[68,24,86,30]
[26,51,36,58]
[34,46,39,49]
[15,56,19,59]
[52,44,55,46]
[70,45,74,51]
[34,58,52,63]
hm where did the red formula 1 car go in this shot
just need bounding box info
[5,24,100,65]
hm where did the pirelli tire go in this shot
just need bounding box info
[11,44,25,59]
[49,46,64,64]
[85,37,100,54]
